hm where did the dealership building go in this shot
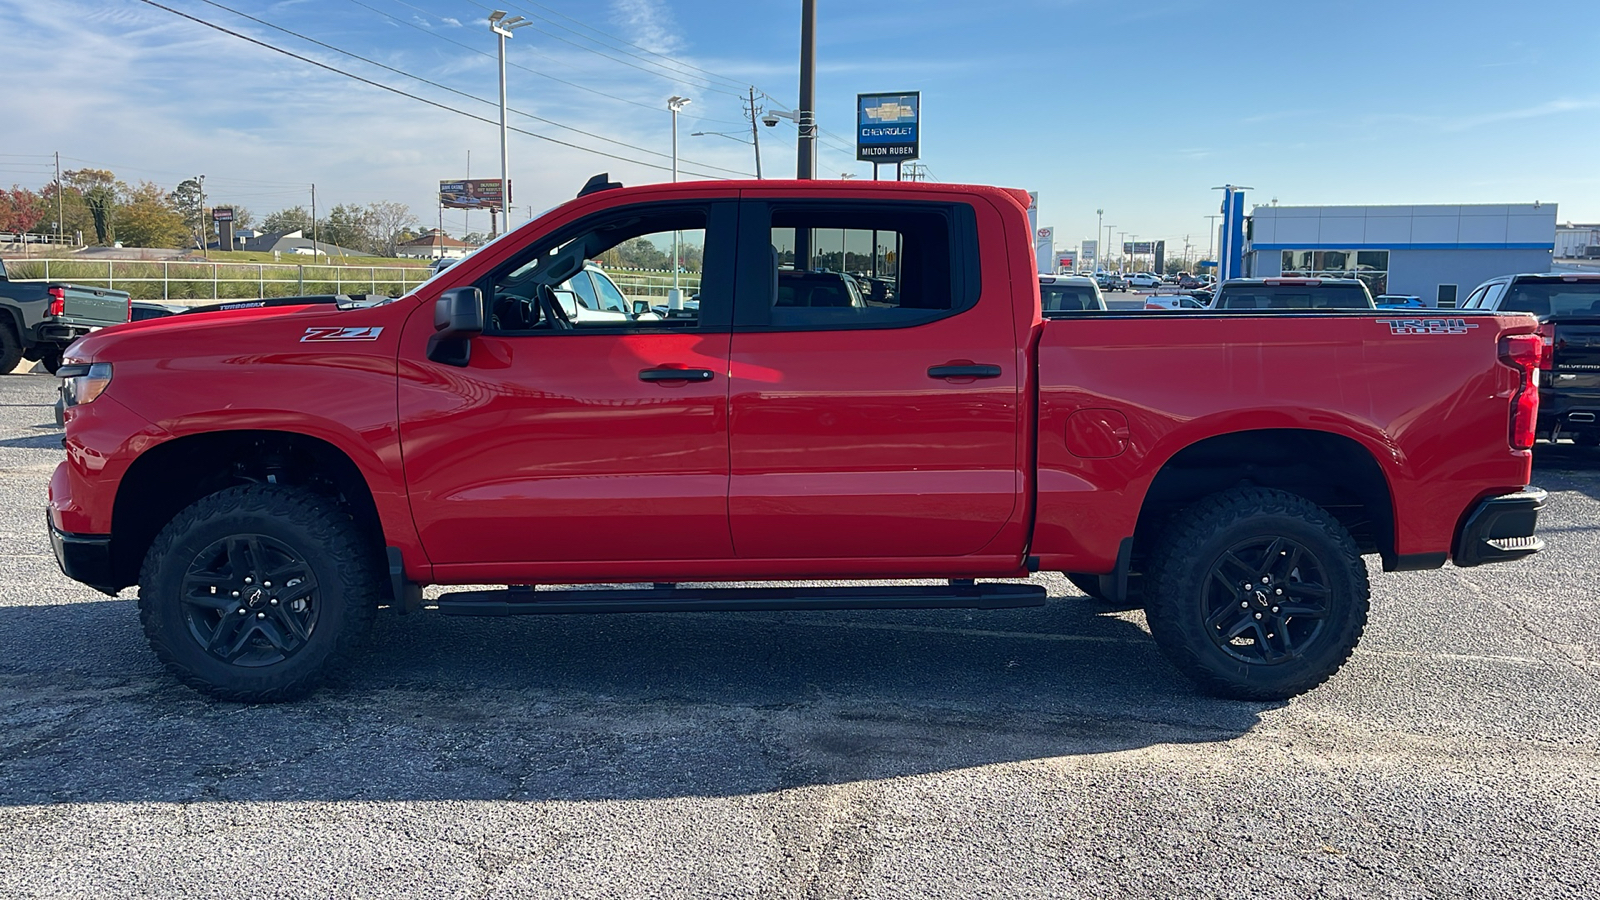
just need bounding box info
[1244,203,1556,307]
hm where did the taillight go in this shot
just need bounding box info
[1536,321,1555,371]
[46,286,65,317]
[1500,333,1541,450]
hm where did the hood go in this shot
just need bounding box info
[67,295,415,364]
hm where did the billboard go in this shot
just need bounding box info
[1123,241,1156,255]
[1082,239,1097,265]
[439,179,507,210]
[856,92,920,163]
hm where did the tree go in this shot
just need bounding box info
[461,231,491,247]
[321,204,373,254]
[366,201,416,257]
[169,178,206,247]
[66,169,120,245]
[0,186,46,234]
[261,206,313,235]
[115,181,187,248]
[225,205,255,230]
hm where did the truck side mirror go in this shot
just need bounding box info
[427,287,484,367]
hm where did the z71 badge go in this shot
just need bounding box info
[301,326,384,342]
[1375,318,1479,335]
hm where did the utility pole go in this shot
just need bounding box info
[198,175,207,260]
[311,184,318,256]
[747,86,763,179]
[54,152,63,244]
[796,0,817,179]
[1205,215,1220,263]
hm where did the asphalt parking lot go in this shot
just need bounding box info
[1,369,1596,899]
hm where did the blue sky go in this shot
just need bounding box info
[3,0,1597,254]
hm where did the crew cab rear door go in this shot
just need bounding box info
[725,193,1023,559]
[397,197,739,567]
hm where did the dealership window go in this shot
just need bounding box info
[1280,248,1389,296]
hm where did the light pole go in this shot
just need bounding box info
[668,95,691,308]
[1117,231,1127,272]
[796,0,817,180]
[1205,215,1220,263]
[1129,234,1139,273]
[1095,208,1103,271]
[489,10,530,238]
[1104,225,1115,274]
[691,130,762,180]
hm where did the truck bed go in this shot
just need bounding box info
[1031,310,1538,573]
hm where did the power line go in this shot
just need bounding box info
[192,0,749,177]
[132,0,749,180]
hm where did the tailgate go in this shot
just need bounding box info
[1552,316,1600,375]
[58,284,130,325]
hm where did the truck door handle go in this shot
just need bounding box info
[638,367,715,383]
[927,364,1001,379]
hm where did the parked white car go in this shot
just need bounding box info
[1125,273,1164,289]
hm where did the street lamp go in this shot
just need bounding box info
[1095,208,1103,271]
[489,10,530,238]
[1104,224,1114,273]
[667,95,691,307]
[690,130,762,179]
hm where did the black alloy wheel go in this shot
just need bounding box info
[179,534,320,667]
[1196,536,1329,666]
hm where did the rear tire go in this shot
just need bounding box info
[0,325,22,375]
[1144,488,1369,700]
[137,485,380,702]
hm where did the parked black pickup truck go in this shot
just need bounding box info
[0,258,131,374]
[1462,272,1600,445]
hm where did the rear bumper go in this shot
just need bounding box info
[48,513,119,595]
[1453,487,1546,568]
[34,323,95,344]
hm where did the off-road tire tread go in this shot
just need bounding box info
[137,484,379,702]
[1145,487,1369,701]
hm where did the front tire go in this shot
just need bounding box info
[40,348,63,375]
[1144,488,1369,700]
[0,325,22,375]
[138,485,380,702]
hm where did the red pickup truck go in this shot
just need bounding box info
[48,177,1546,703]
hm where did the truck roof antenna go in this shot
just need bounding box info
[578,173,623,198]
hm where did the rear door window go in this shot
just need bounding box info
[734,200,980,330]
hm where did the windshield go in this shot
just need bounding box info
[1216,284,1372,309]
[1502,281,1600,317]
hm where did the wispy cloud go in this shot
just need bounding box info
[609,0,684,54]
[440,17,462,28]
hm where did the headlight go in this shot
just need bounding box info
[58,362,113,407]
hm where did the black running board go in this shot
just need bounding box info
[434,583,1047,617]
